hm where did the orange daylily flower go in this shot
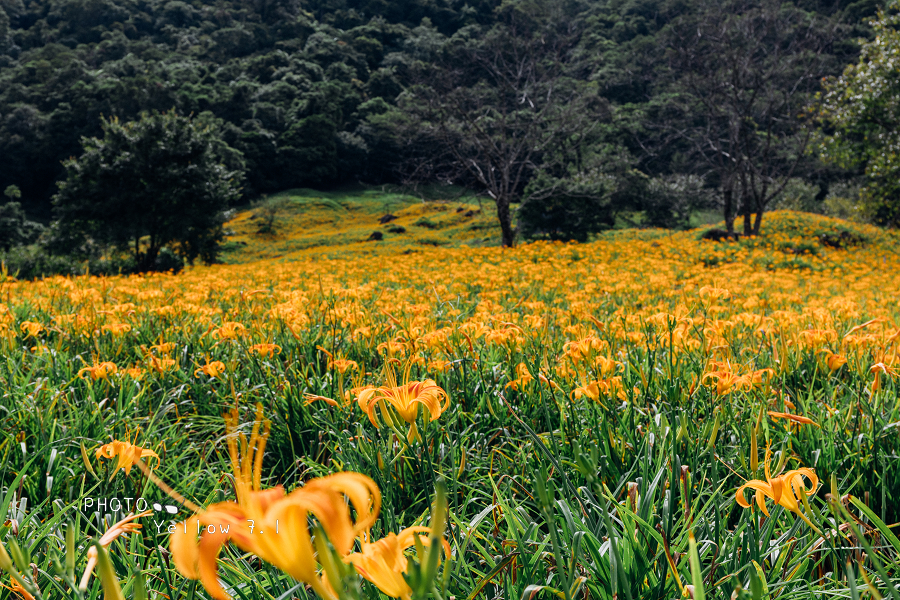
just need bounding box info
[376,340,408,357]
[317,346,360,374]
[96,438,160,477]
[768,411,819,427]
[2,578,35,600]
[123,365,146,380]
[249,343,281,358]
[195,360,226,378]
[79,511,153,590]
[699,286,731,302]
[212,322,246,340]
[355,360,450,443]
[19,321,43,338]
[870,361,899,391]
[735,447,820,528]
[702,362,773,396]
[149,342,177,356]
[344,526,451,600]
[570,377,628,405]
[148,354,178,374]
[428,359,453,373]
[304,393,341,407]
[570,381,603,403]
[78,362,118,380]
[101,323,132,335]
[170,405,381,600]
[818,349,847,371]
[506,362,560,392]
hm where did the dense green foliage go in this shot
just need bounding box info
[52,111,242,269]
[0,0,887,247]
[0,0,499,219]
[817,3,900,227]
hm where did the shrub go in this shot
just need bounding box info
[53,110,244,270]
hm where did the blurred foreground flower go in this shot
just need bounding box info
[79,511,152,590]
[169,404,381,600]
[2,578,34,600]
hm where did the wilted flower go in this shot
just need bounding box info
[79,511,153,590]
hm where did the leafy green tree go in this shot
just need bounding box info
[1,185,44,250]
[518,169,614,242]
[53,110,243,270]
[817,4,900,227]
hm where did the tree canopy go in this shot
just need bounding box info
[52,110,243,269]
[0,0,886,251]
[817,3,900,227]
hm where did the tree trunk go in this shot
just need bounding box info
[139,243,161,272]
[724,188,735,233]
[496,197,516,247]
[752,210,763,235]
[742,195,753,236]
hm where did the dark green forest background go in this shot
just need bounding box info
[0,0,886,247]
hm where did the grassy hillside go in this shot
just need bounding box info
[220,188,899,268]
[220,187,501,263]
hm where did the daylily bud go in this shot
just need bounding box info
[6,538,29,573]
[93,543,126,600]
[706,407,721,449]
[0,541,13,571]
[66,522,76,580]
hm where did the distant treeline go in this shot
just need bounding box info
[0,0,880,223]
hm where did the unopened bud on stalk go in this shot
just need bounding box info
[707,407,721,449]
[65,522,76,580]
[6,538,29,573]
[0,541,13,571]
[94,542,126,600]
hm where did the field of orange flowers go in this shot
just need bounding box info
[1,210,900,600]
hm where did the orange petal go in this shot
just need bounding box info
[756,489,771,517]
[170,516,202,580]
[197,524,232,600]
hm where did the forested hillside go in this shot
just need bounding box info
[0,0,884,231]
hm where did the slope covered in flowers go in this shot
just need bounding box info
[1,210,899,600]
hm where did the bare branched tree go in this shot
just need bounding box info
[662,0,841,235]
[399,3,605,247]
